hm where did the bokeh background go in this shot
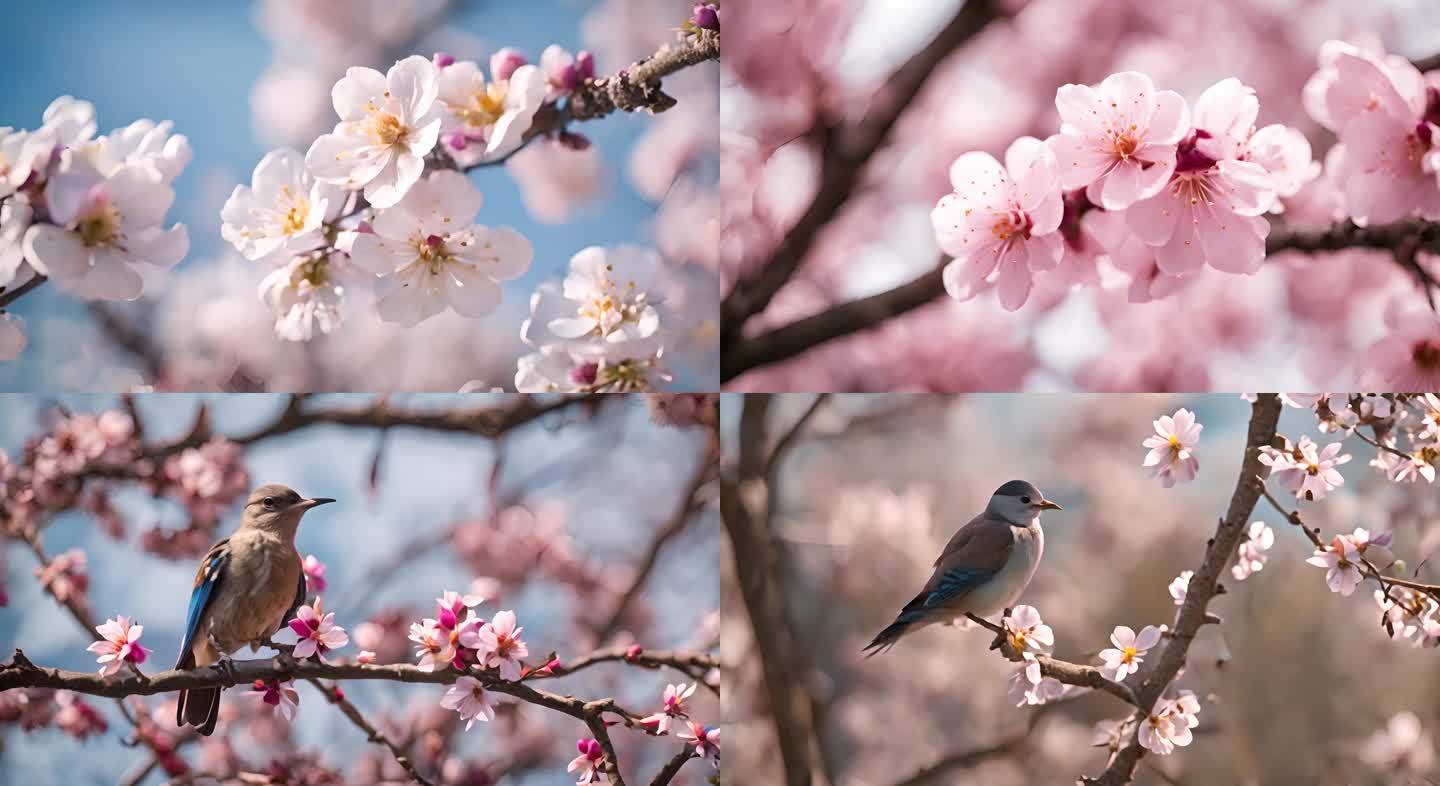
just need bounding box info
[0,0,718,391]
[723,393,1440,785]
[721,0,1440,391]
[1,393,720,786]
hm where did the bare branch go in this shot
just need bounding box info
[719,0,1004,341]
[307,678,435,786]
[647,746,699,786]
[963,614,1138,707]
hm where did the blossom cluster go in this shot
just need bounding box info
[217,49,689,391]
[930,41,1440,316]
[0,96,191,358]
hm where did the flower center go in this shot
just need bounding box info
[281,194,311,236]
[991,210,1033,243]
[457,83,509,128]
[1174,129,1217,173]
[414,234,455,273]
[1111,128,1139,159]
[570,361,599,385]
[77,196,121,248]
[1414,340,1440,369]
[365,103,408,146]
[597,359,652,391]
[1122,646,1137,663]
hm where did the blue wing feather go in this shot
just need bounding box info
[176,541,229,668]
[897,566,995,622]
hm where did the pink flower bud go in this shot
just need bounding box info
[490,47,527,82]
[692,4,719,30]
[443,131,469,151]
[624,644,643,661]
[433,52,455,68]
[575,50,595,80]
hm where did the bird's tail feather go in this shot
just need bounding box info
[179,687,221,736]
[862,619,912,657]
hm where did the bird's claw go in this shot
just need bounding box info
[212,655,238,683]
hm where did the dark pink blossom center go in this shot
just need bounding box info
[570,362,599,385]
[1175,129,1217,173]
[1413,340,1440,369]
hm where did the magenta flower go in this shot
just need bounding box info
[86,615,150,676]
[568,738,606,783]
[441,675,498,730]
[1049,71,1189,209]
[1126,79,1275,276]
[639,682,697,735]
[679,721,720,768]
[469,609,529,680]
[302,554,327,593]
[931,136,1064,311]
[435,590,484,631]
[249,678,300,721]
[273,598,348,663]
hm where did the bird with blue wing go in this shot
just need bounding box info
[864,480,1061,656]
[175,484,334,735]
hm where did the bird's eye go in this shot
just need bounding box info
[1021,496,1032,504]
[263,497,276,509]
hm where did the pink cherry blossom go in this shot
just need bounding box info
[1306,536,1364,596]
[435,590,484,631]
[470,609,530,680]
[1142,408,1202,487]
[1098,624,1163,682]
[440,675,497,730]
[408,619,454,672]
[86,615,150,676]
[274,598,348,662]
[249,678,299,721]
[931,136,1064,311]
[53,692,107,739]
[639,682,696,735]
[302,554,327,593]
[1048,71,1189,210]
[568,738,606,783]
[678,721,720,768]
[1260,435,1350,501]
[1138,690,1200,755]
[1361,305,1440,389]
[1126,79,1275,276]
[1002,605,1054,657]
[1231,521,1275,580]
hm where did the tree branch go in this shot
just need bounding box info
[647,746,699,786]
[719,0,1002,343]
[307,678,435,786]
[963,614,1138,707]
[1081,394,1284,786]
[0,273,48,310]
[722,218,1440,382]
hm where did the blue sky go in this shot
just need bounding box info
[0,0,713,390]
[0,393,719,785]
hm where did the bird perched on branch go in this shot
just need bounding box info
[864,480,1061,656]
[174,484,335,735]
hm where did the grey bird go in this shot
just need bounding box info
[174,484,335,735]
[864,480,1061,656]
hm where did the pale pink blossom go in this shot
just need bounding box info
[639,682,696,735]
[85,615,150,676]
[931,136,1064,311]
[1306,536,1364,596]
[1098,625,1162,682]
[1261,436,1350,501]
[440,675,497,730]
[1048,71,1189,209]
[249,678,299,720]
[408,618,454,671]
[1002,605,1054,657]
[540,45,595,98]
[1361,711,1437,773]
[569,738,606,783]
[273,598,348,662]
[469,609,529,680]
[1231,521,1275,580]
[1362,306,1440,389]
[1138,690,1200,755]
[1168,570,1192,606]
[1142,408,1202,487]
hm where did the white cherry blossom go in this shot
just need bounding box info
[222,147,345,260]
[435,58,547,166]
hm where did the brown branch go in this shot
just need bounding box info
[763,393,829,480]
[719,0,1003,343]
[593,433,719,644]
[647,746,699,786]
[534,646,718,687]
[963,614,1138,707]
[307,678,435,786]
[1082,394,1284,786]
[723,218,1440,381]
[723,260,946,382]
[722,394,822,786]
[1412,52,1440,73]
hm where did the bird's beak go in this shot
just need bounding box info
[300,497,336,509]
[1038,499,1062,511]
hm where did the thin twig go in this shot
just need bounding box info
[307,678,435,786]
